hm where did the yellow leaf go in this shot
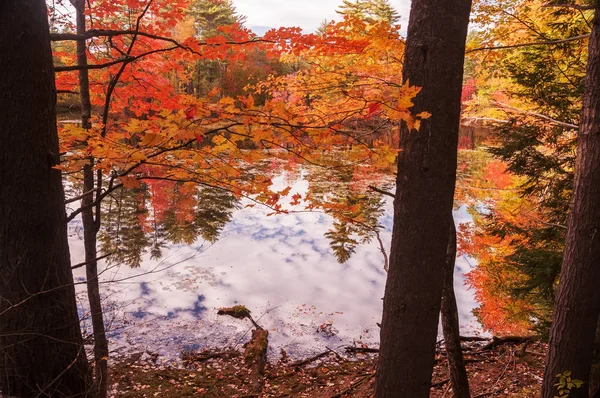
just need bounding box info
[139,133,159,147]
[130,151,146,162]
[120,176,140,189]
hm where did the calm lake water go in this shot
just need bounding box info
[68,171,482,363]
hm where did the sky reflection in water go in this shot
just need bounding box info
[70,173,481,362]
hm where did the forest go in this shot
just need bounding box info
[0,0,599,397]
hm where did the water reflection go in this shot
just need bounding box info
[71,169,481,362]
[98,183,239,268]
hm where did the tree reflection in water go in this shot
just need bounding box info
[99,181,239,268]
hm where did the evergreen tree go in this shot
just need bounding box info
[468,2,589,334]
[187,0,246,39]
[185,0,247,98]
[336,0,401,25]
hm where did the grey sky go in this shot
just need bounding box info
[233,0,412,33]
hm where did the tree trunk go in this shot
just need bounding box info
[374,0,472,396]
[441,220,471,398]
[542,4,600,398]
[71,1,109,396]
[0,1,90,396]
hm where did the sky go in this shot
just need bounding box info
[233,0,412,34]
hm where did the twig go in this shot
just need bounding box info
[541,3,594,11]
[71,252,114,270]
[466,34,590,53]
[431,378,451,388]
[289,351,331,367]
[460,335,491,342]
[473,387,506,397]
[493,101,579,130]
[326,346,345,362]
[480,336,537,351]
[330,373,375,398]
[344,346,379,354]
[368,185,395,199]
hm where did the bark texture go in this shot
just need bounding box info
[542,4,600,398]
[71,1,110,396]
[441,221,471,398]
[374,0,472,396]
[0,0,90,396]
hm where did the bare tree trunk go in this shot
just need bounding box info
[542,4,600,398]
[374,0,472,396]
[441,220,471,398]
[70,1,109,397]
[0,0,90,396]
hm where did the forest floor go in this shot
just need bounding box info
[109,339,545,397]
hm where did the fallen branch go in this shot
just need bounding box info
[181,349,238,363]
[217,305,263,330]
[480,336,537,351]
[331,372,375,398]
[460,335,491,342]
[431,378,451,388]
[289,351,331,367]
[326,347,345,362]
[245,328,269,393]
[344,346,379,354]
[473,387,506,397]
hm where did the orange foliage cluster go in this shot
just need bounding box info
[55,3,422,215]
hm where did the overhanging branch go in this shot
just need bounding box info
[466,34,590,53]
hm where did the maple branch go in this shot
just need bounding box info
[66,183,124,223]
[71,252,115,270]
[368,185,395,199]
[461,116,511,125]
[49,29,264,50]
[64,126,234,222]
[64,188,95,204]
[57,89,79,94]
[51,29,183,46]
[493,101,579,129]
[54,46,179,72]
[541,3,594,11]
[375,230,389,273]
[466,34,590,53]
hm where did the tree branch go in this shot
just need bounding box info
[65,188,95,204]
[54,46,179,72]
[541,3,595,11]
[71,252,114,270]
[466,34,590,53]
[368,185,395,199]
[493,101,579,129]
[49,29,264,49]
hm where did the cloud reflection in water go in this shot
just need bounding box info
[70,177,481,362]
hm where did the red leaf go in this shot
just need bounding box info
[185,107,196,120]
[367,102,381,116]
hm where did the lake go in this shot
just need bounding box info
[68,170,482,364]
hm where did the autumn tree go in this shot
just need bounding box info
[374,0,472,397]
[0,0,90,396]
[186,0,248,98]
[462,0,590,336]
[336,0,401,25]
[188,0,246,38]
[542,2,600,396]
